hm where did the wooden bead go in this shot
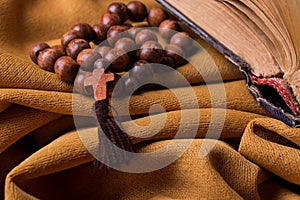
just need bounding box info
[74,71,93,95]
[107,25,129,46]
[72,23,95,42]
[148,7,169,27]
[29,42,50,64]
[115,37,137,66]
[92,24,107,45]
[54,56,80,83]
[96,46,112,57]
[164,44,186,66]
[170,32,193,52]
[123,23,133,29]
[99,12,122,31]
[61,29,84,47]
[129,60,153,83]
[107,2,128,23]
[139,41,164,63]
[127,27,142,39]
[77,48,101,71]
[66,39,91,60]
[159,19,181,40]
[127,1,148,22]
[124,76,139,93]
[135,29,157,46]
[37,48,64,72]
[161,56,176,68]
[114,37,136,53]
[51,45,66,56]
[94,58,110,70]
[105,48,130,72]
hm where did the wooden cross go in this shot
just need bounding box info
[84,68,115,101]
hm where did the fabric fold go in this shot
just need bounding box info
[0,80,271,117]
[5,132,269,200]
[4,108,270,199]
[0,0,299,199]
[0,105,62,154]
[239,118,300,185]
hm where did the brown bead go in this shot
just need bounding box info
[105,48,130,72]
[72,23,95,42]
[92,24,107,45]
[77,48,101,71]
[148,7,169,27]
[164,44,186,66]
[161,56,175,68]
[115,37,137,68]
[107,2,128,23]
[54,56,80,83]
[66,39,91,60]
[127,27,142,39]
[37,48,64,72]
[94,58,110,70]
[114,37,136,53]
[99,12,122,31]
[135,29,157,46]
[51,45,66,56]
[74,71,93,95]
[139,41,164,63]
[159,19,181,40]
[107,25,129,46]
[129,60,153,83]
[124,76,139,94]
[96,46,112,57]
[29,42,50,64]
[170,32,193,52]
[61,29,85,47]
[127,1,148,22]
[123,23,133,29]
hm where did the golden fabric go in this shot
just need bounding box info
[0,0,299,199]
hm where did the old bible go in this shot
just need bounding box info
[158,0,300,127]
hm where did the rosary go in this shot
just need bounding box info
[29,1,194,168]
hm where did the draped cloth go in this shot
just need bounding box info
[0,0,299,199]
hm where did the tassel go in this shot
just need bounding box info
[94,99,135,168]
[84,68,135,170]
